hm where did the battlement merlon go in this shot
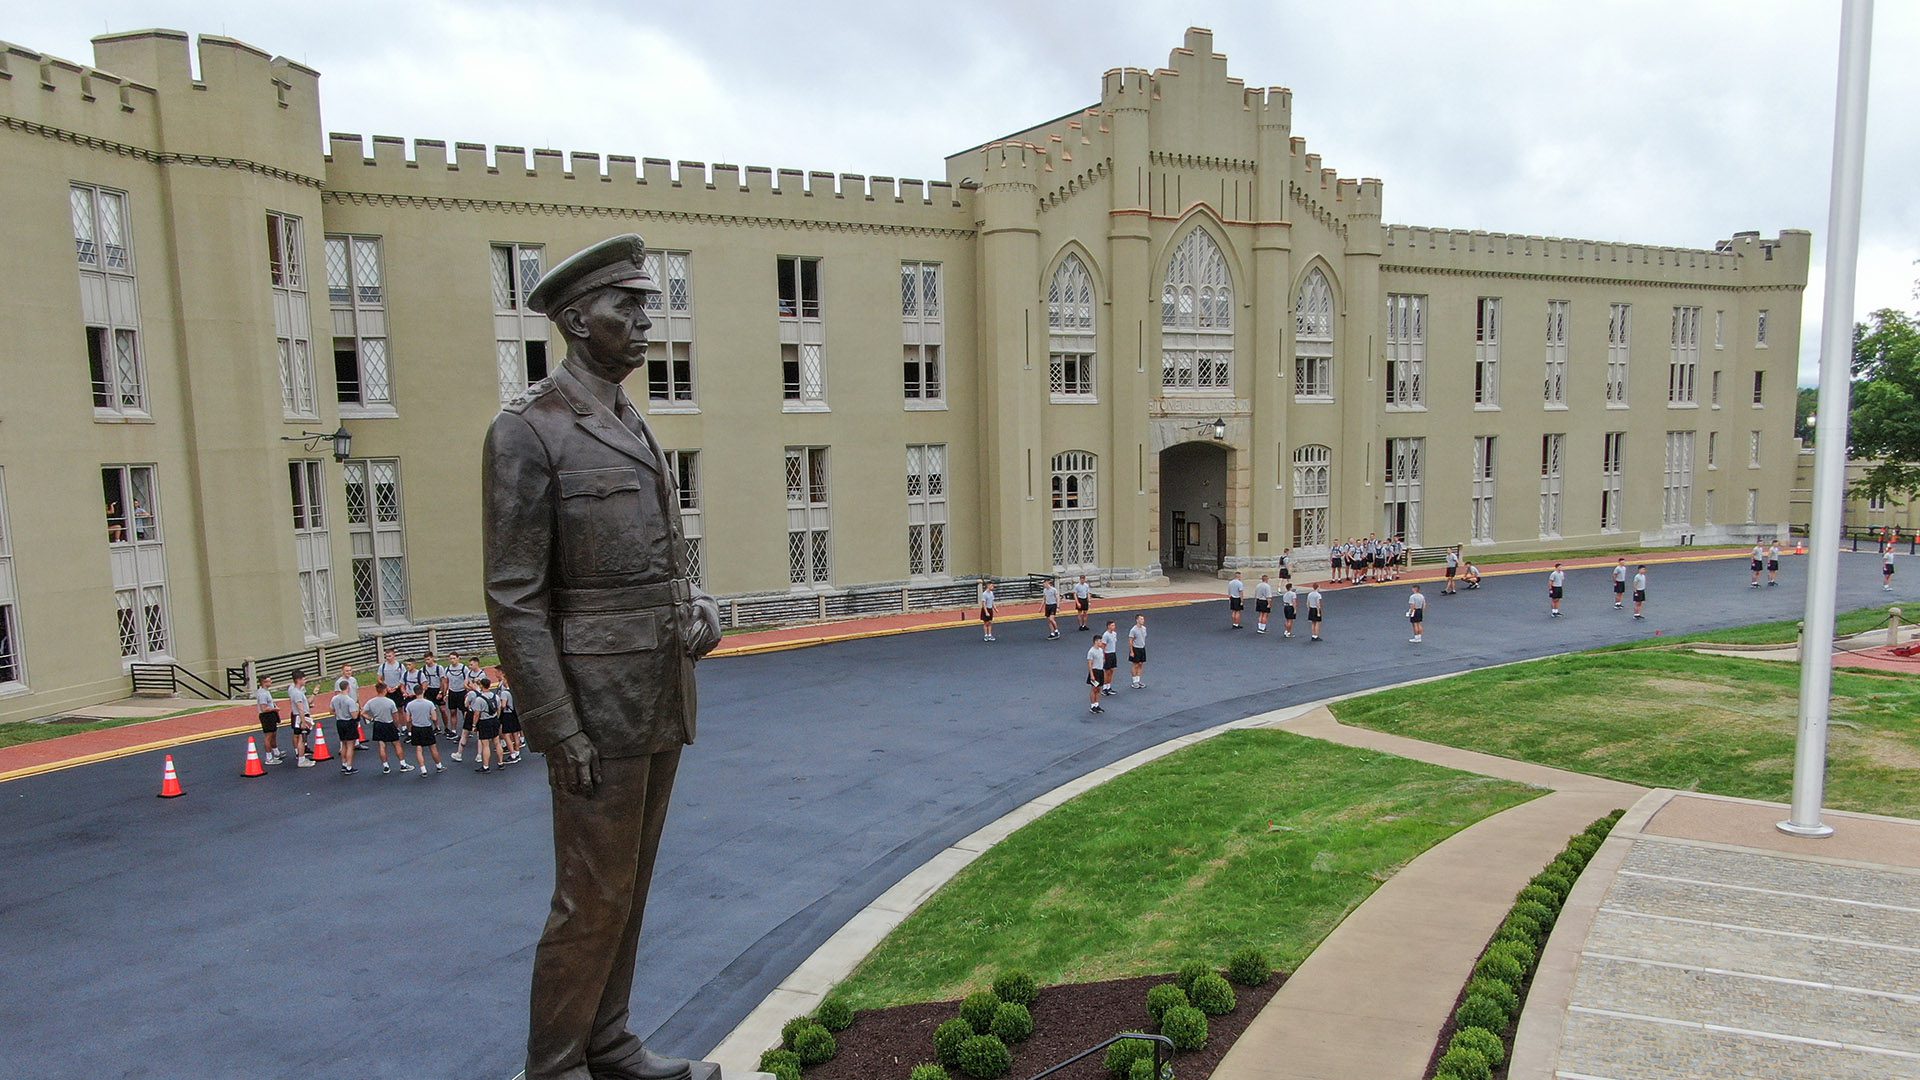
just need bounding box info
[1252,86,1292,132]
[1381,225,1811,288]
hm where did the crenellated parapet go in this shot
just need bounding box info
[321,132,973,239]
[1,39,165,158]
[0,30,324,184]
[1381,225,1811,289]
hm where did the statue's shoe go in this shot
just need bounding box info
[589,1045,694,1080]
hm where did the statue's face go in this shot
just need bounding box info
[570,287,654,375]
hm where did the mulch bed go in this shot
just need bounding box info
[806,972,1284,1080]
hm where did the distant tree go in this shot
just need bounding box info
[1847,307,1920,501]
[1795,386,1818,442]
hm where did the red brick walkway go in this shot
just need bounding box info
[0,590,1216,782]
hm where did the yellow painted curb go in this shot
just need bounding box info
[0,720,258,784]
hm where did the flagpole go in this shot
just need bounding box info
[1781,0,1875,838]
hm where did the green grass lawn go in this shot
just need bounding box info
[1334,650,1920,818]
[1594,603,1905,650]
[833,729,1542,1009]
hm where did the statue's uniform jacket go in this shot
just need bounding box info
[481,363,702,758]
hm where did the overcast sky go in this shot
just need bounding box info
[16,1,1918,384]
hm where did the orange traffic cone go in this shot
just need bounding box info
[1795,542,1806,555]
[243,736,266,778]
[158,754,185,798]
[310,724,333,762]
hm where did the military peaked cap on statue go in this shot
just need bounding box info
[526,233,661,318]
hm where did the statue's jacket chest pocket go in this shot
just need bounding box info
[557,466,663,579]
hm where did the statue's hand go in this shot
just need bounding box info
[684,595,723,660]
[548,730,601,795]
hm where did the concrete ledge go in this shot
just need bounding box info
[1509,788,1673,1079]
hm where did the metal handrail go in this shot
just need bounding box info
[171,664,227,700]
[1023,1032,1172,1080]
[130,662,227,700]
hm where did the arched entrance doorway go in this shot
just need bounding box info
[1159,442,1232,573]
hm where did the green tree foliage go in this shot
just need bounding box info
[1848,307,1920,501]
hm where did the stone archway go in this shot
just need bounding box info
[1159,441,1233,574]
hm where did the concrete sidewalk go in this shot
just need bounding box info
[1211,707,1644,1080]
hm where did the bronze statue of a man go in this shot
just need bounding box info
[482,234,724,1080]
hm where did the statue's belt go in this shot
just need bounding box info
[550,579,694,613]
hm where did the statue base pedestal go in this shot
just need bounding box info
[510,1063,733,1080]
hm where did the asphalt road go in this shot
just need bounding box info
[0,552,1909,1079]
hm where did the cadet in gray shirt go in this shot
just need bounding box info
[362,681,411,775]
[330,689,360,774]
[403,683,444,774]
[253,675,283,766]
[377,650,406,711]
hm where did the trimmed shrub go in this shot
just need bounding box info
[1550,853,1585,876]
[956,1034,1012,1079]
[1532,869,1575,898]
[815,995,854,1032]
[758,1048,801,1074]
[1450,1025,1506,1067]
[1512,900,1556,938]
[1465,977,1518,1019]
[1103,1033,1155,1076]
[1434,1045,1492,1080]
[1128,1058,1174,1080]
[1174,960,1212,994]
[1160,1005,1208,1051]
[791,1023,837,1067]
[1516,884,1561,913]
[1145,983,1189,1024]
[1496,912,1540,949]
[1454,991,1510,1033]
[1472,948,1525,988]
[989,1001,1033,1044]
[768,1064,802,1080]
[934,1018,974,1066]
[1488,937,1537,971]
[909,1066,951,1080]
[779,1016,813,1049]
[1226,946,1272,987]
[992,970,1038,1007]
[1188,973,1237,1016]
[960,991,1001,1034]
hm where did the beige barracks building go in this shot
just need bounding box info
[0,28,1807,722]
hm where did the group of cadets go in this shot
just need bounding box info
[1331,536,1408,585]
[1225,566,1325,641]
[249,649,524,777]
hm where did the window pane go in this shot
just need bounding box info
[325,238,351,304]
[71,186,98,265]
[353,238,382,305]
